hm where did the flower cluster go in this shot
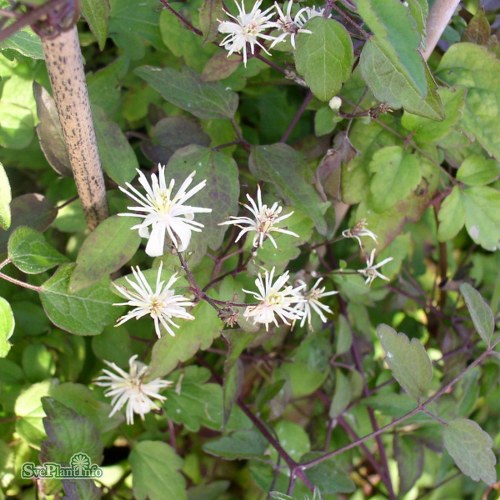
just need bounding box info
[95,355,172,425]
[218,0,326,66]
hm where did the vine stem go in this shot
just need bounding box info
[40,24,108,229]
[422,0,461,60]
[0,271,42,292]
[280,91,313,143]
[300,337,500,471]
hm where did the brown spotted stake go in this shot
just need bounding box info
[32,1,108,229]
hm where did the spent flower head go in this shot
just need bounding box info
[94,355,172,425]
[243,267,305,330]
[113,262,194,338]
[342,219,378,249]
[119,166,211,256]
[219,185,299,249]
[358,249,393,286]
[218,0,278,66]
[270,1,312,49]
[294,277,338,329]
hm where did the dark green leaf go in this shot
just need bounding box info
[147,301,223,379]
[0,162,11,229]
[360,39,443,119]
[39,398,103,465]
[394,435,424,495]
[460,283,495,346]
[165,145,239,257]
[357,0,426,95]
[135,66,239,119]
[8,226,68,274]
[377,324,433,401]
[81,0,110,51]
[294,17,353,101]
[443,418,497,485]
[199,0,224,44]
[0,297,14,358]
[302,453,355,494]
[70,215,141,292]
[203,429,268,460]
[335,315,352,355]
[33,83,71,177]
[93,106,138,185]
[130,441,186,500]
[223,358,243,426]
[0,194,57,253]
[40,264,122,336]
[369,146,422,212]
[250,143,328,235]
[329,369,351,419]
[22,345,55,382]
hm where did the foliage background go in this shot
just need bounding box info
[0,0,499,498]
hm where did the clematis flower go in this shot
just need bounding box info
[294,277,338,329]
[358,249,393,286]
[243,267,305,330]
[342,219,378,248]
[113,263,194,338]
[270,1,312,49]
[219,185,299,249]
[94,355,172,425]
[218,0,278,66]
[119,166,211,256]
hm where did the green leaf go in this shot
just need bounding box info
[457,155,500,186]
[459,283,495,346]
[33,83,71,177]
[394,435,424,495]
[402,87,465,143]
[130,441,186,500]
[360,39,443,120]
[443,418,497,485]
[369,146,422,212]
[0,29,44,59]
[0,193,57,253]
[40,264,123,336]
[22,345,55,382]
[203,429,268,460]
[329,369,351,419]
[294,17,353,101]
[15,380,52,448]
[0,162,11,229]
[250,144,327,235]
[357,0,426,96]
[462,186,500,251]
[335,315,352,355]
[81,0,110,51]
[199,0,224,44]
[376,324,433,401]
[147,301,223,379]
[93,106,139,185]
[39,398,103,465]
[8,226,68,274]
[165,145,239,256]
[438,43,500,160]
[70,215,141,292]
[406,0,428,43]
[302,453,355,494]
[437,187,465,241]
[223,358,243,427]
[0,297,14,358]
[135,66,239,119]
[274,421,310,462]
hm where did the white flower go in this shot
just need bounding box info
[358,249,393,286]
[94,355,172,425]
[243,267,305,330]
[294,277,338,329]
[218,0,278,66]
[219,185,299,249]
[342,219,378,248]
[329,96,342,111]
[113,263,194,338]
[119,166,212,256]
[269,1,312,49]
[297,5,327,23]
